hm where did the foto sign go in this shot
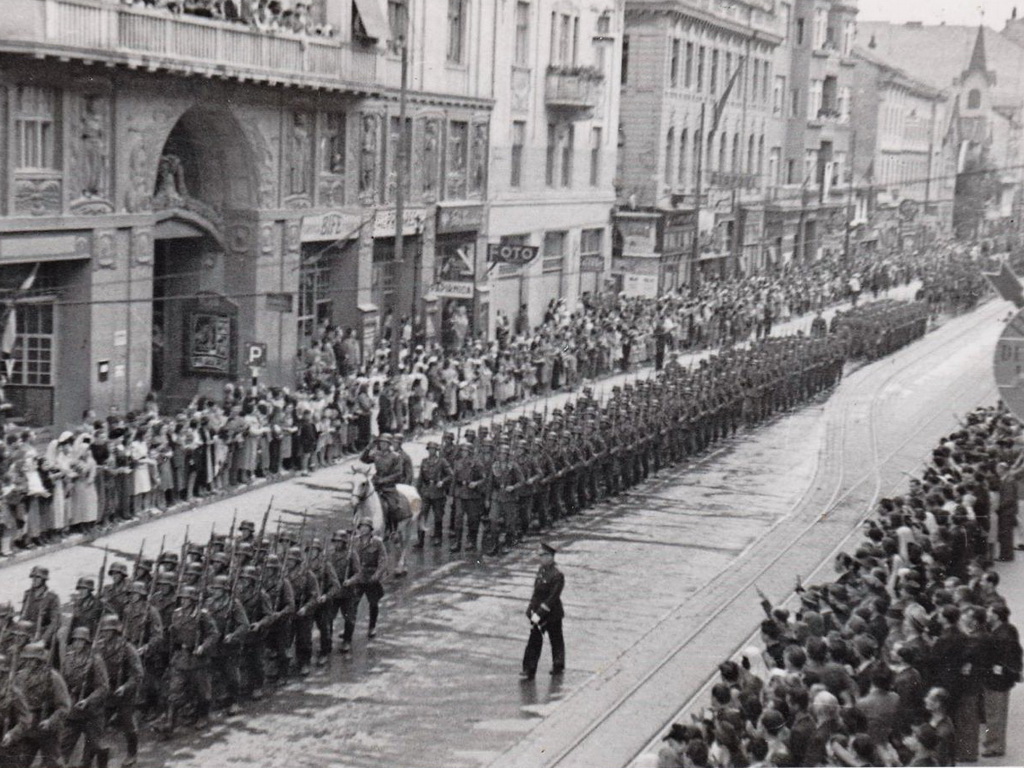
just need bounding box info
[246,342,268,367]
[487,242,539,266]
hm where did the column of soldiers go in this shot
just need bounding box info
[0,510,388,767]
[422,333,848,557]
[831,299,930,360]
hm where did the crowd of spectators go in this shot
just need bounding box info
[648,404,1024,768]
[0,244,988,556]
[120,0,339,38]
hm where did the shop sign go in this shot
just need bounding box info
[186,312,234,376]
[580,254,605,272]
[623,273,658,298]
[265,292,294,313]
[300,211,364,242]
[487,242,539,265]
[613,256,660,276]
[617,219,657,256]
[435,280,475,299]
[373,208,426,238]
[437,204,485,234]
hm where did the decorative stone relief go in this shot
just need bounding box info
[122,103,179,213]
[284,111,314,204]
[133,228,153,265]
[68,92,113,212]
[359,112,381,205]
[510,67,531,113]
[259,222,276,256]
[14,178,62,216]
[318,177,346,208]
[469,121,488,197]
[94,230,116,270]
[227,223,252,255]
[420,117,441,201]
[284,220,302,255]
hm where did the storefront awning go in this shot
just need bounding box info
[353,0,389,41]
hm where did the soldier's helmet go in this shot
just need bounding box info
[29,565,49,580]
[236,542,254,558]
[211,552,230,566]
[76,577,96,592]
[108,562,129,578]
[308,537,324,551]
[210,575,231,591]
[156,572,177,587]
[12,620,34,637]
[356,517,374,531]
[178,586,199,602]
[239,520,256,533]
[136,558,154,572]
[0,655,8,672]
[20,642,48,662]
[285,546,303,562]
[0,602,12,618]
[98,615,123,634]
[158,551,179,566]
[185,562,203,577]
[331,529,350,543]
[129,581,148,596]
[70,626,92,644]
[239,566,260,582]
[265,553,282,569]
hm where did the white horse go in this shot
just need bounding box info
[348,466,422,577]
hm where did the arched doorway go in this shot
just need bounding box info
[149,107,255,408]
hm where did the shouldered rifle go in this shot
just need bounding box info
[194,523,216,616]
[257,496,274,551]
[96,546,109,607]
[133,538,146,580]
[148,535,166,603]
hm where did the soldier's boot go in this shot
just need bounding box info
[465,523,479,552]
[95,747,111,768]
[413,530,425,550]
[431,518,443,546]
[124,732,139,764]
[482,524,499,556]
[155,707,177,739]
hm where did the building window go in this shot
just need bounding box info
[514,1,530,66]
[773,76,786,116]
[781,3,791,41]
[388,116,412,202]
[597,13,610,35]
[678,128,688,187]
[298,252,333,344]
[769,147,781,186]
[758,135,765,176]
[9,303,55,387]
[747,134,755,175]
[546,123,557,187]
[590,126,602,186]
[796,17,805,45]
[968,89,981,109]
[321,112,346,176]
[692,130,702,184]
[814,8,827,49]
[804,149,818,184]
[751,58,760,105]
[447,0,466,64]
[697,46,706,92]
[581,228,603,268]
[786,158,796,184]
[731,133,739,174]
[790,88,800,118]
[710,49,719,93]
[670,38,680,88]
[14,86,58,171]
[621,35,629,85]
[561,124,574,187]
[543,230,566,273]
[387,0,408,53]
[684,42,694,89]
[511,120,526,188]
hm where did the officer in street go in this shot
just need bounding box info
[520,542,565,681]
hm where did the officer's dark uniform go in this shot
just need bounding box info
[521,543,565,680]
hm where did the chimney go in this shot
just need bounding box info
[1005,8,1024,47]
[868,33,876,49]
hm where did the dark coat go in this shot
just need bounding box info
[528,563,565,624]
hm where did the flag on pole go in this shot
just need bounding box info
[0,262,39,377]
[984,260,1024,308]
[709,65,744,135]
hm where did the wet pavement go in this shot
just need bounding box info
[8,283,995,768]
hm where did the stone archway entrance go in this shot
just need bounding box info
[149,106,255,409]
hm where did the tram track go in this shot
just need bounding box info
[493,301,1003,768]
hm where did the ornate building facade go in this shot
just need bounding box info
[0,0,495,423]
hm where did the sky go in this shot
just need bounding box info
[858,0,1020,27]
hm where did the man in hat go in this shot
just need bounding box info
[157,587,216,737]
[59,626,109,768]
[417,441,452,548]
[520,542,565,680]
[5,641,70,767]
[21,565,61,649]
[205,574,249,714]
[96,614,143,763]
[342,518,386,645]
[359,435,405,534]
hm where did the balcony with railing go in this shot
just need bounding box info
[545,65,604,114]
[2,0,382,92]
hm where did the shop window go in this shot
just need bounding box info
[543,230,566,273]
[298,252,333,344]
[388,116,412,202]
[14,86,59,171]
[9,303,55,387]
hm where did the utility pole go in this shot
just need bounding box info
[844,130,857,262]
[690,102,706,295]
[389,3,409,375]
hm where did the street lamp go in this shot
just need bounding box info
[388,0,409,375]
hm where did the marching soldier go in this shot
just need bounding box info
[237,566,273,700]
[416,441,452,548]
[0,653,31,768]
[487,443,524,555]
[60,627,109,768]
[9,641,71,767]
[284,547,320,677]
[307,538,341,664]
[21,566,61,649]
[101,562,130,619]
[343,518,387,644]
[96,615,143,765]
[157,586,216,737]
[205,575,249,714]
[68,577,104,638]
[520,542,565,681]
[261,554,295,684]
[328,530,361,654]
[450,443,487,553]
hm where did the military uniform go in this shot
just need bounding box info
[10,645,71,768]
[59,635,109,768]
[343,525,387,643]
[20,582,61,648]
[487,447,525,555]
[237,569,273,698]
[205,579,249,710]
[284,550,320,676]
[161,595,217,734]
[521,545,566,680]
[451,447,488,552]
[96,623,143,760]
[417,445,453,546]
